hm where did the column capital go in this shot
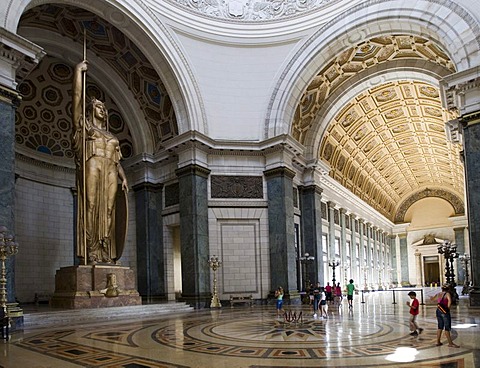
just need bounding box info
[132,182,164,193]
[327,201,336,209]
[263,166,295,179]
[339,208,347,215]
[441,66,480,117]
[176,164,211,179]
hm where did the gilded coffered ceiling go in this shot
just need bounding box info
[321,81,463,220]
[293,35,463,221]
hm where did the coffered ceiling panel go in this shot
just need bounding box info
[320,80,463,220]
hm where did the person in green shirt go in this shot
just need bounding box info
[346,279,355,309]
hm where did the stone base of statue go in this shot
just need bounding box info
[50,265,141,309]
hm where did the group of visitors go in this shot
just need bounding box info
[276,281,460,348]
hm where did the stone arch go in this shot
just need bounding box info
[394,188,465,223]
[4,0,207,151]
[265,0,480,140]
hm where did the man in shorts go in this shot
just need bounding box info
[346,279,355,309]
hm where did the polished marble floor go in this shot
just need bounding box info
[1,288,479,367]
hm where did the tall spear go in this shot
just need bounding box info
[82,29,87,265]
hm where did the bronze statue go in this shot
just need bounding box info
[72,60,128,264]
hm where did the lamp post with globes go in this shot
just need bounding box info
[459,253,471,295]
[437,240,459,304]
[328,259,341,286]
[208,255,222,308]
[299,253,315,291]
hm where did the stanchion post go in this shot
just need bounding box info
[361,290,365,303]
[392,289,396,304]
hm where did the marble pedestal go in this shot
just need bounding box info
[50,265,142,309]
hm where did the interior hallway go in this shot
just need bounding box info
[1,288,479,368]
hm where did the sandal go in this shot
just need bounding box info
[448,344,460,348]
[436,342,443,346]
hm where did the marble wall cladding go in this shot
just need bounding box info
[178,167,210,303]
[399,235,409,284]
[0,100,16,303]
[300,186,323,283]
[134,183,165,298]
[14,177,74,302]
[463,120,480,299]
[208,207,269,299]
[220,222,259,294]
[0,100,15,229]
[266,172,297,294]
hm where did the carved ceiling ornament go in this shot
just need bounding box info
[320,80,463,221]
[294,35,454,143]
[167,0,337,21]
[394,188,465,223]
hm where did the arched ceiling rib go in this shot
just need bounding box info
[293,35,463,221]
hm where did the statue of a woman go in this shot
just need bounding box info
[72,60,128,264]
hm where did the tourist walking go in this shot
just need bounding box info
[406,291,423,336]
[346,279,355,309]
[275,286,284,318]
[432,284,459,348]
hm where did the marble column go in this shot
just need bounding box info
[399,234,409,285]
[133,182,164,301]
[350,214,358,283]
[415,249,422,287]
[264,167,299,302]
[339,208,347,285]
[454,227,466,284]
[0,30,43,303]
[366,223,372,286]
[299,185,324,288]
[176,164,211,308]
[389,235,397,285]
[372,226,378,287]
[359,219,366,289]
[441,67,480,305]
[327,201,336,262]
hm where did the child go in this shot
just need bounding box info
[275,286,284,318]
[406,291,423,336]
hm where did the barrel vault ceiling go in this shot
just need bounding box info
[293,35,464,222]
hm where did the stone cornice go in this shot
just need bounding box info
[0,27,45,88]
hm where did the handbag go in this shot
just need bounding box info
[437,303,449,314]
[437,293,449,314]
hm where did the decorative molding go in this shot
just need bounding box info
[166,0,337,22]
[175,164,211,178]
[394,188,465,223]
[210,175,263,199]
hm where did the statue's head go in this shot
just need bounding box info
[86,98,108,129]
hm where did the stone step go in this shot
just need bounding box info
[23,302,194,329]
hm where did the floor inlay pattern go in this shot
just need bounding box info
[3,291,480,367]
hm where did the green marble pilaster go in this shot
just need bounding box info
[299,185,324,288]
[0,87,20,303]
[132,182,164,301]
[264,167,298,303]
[390,235,398,284]
[350,214,358,282]
[327,202,335,262]
[454,227,466,284]
[461,113,480,306]
[340,209,347,280]
[399,234,409,285]
[176,164,211,308]
[366,223,372,285]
